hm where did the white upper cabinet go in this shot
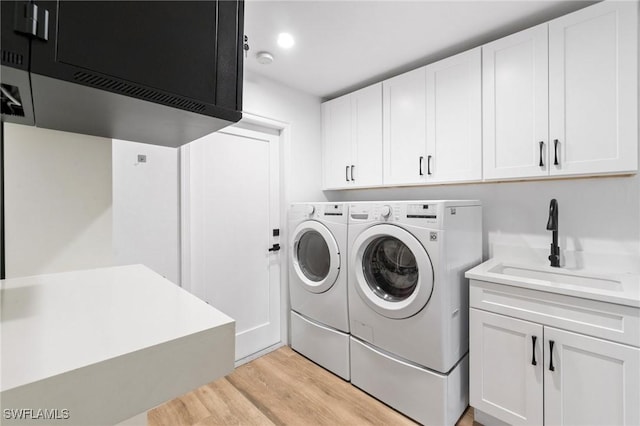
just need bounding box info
[484,1,638,181]
[383,48,482,186]
[322,83,382,190]
[351,84,383,187]
[426,47,482,183]
[548,1,638,176]
[323,1,638,189]
[322,95,352,189]
[383,67,427,185]
[482,24,549,180]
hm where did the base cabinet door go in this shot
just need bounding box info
[544,327,640,426]
[470,309,544,426]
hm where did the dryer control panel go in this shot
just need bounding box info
[406,204,437,220]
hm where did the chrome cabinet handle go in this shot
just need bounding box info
[553,140,559,166]
[531,335,537,366]
[345,165,350,182]
[539,141,544,167]
[427,155,432,175]
[350,165,355,181]
[419,156,424,176]
[549,340,555,371]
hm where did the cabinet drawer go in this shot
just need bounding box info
[470,280,640,347]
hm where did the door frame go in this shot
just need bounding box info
[179,112,292,363]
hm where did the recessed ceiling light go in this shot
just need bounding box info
[277,32,295,49]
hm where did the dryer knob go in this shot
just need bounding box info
[307,205,316,215]
[380,205,392,218]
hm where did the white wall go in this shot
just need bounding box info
[112,140,180,284]
[243,70,325,203]
[109,71,321,288]
[327,172,640,268]
[3,124,113,278]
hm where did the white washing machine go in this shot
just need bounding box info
[289,202,349,380]
[348,201,482,425]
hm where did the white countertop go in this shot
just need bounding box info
[1,265,235,425]
[466,258,640,308]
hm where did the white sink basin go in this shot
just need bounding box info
[488,263,624,291]
[466,258,640,308]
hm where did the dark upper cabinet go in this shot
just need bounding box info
[1,0,244,147]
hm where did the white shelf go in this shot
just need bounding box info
[1,264,235,425]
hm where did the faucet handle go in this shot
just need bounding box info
[546,199,558,231]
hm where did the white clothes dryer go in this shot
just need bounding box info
[289,202,349,379]
[348,201,482,425]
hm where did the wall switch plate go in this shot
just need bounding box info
[137,154,147,163]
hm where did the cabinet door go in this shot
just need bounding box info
[383,67,427,185]
[544,327,640,426]
[549,1,638,176]
[322,96,352,189]
[470,309,544,426]
[351,83,383,187]
[482,24,549,180]
[426,47,481,183]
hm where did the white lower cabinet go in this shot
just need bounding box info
[544,327,640,426]
[470,309,543,426]
[470,291,640,426]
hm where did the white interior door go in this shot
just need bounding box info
[185,126,281,361]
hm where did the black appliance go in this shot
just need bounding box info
[0,0,244,147]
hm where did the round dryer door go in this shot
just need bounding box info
[351,224,434,319]
[291,221,340,293]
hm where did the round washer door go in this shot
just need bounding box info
[291,221,340,294]
[351,224,434,319]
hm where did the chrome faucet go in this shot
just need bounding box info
[546,199,560,267]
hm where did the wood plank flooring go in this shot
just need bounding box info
[148,346,475,426]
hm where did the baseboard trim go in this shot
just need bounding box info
[235,341,285,367]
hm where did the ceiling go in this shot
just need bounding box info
[244,0,596,100]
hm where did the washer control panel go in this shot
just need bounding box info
[349,203,439,224]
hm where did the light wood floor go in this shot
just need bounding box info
[149,346,475,426]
